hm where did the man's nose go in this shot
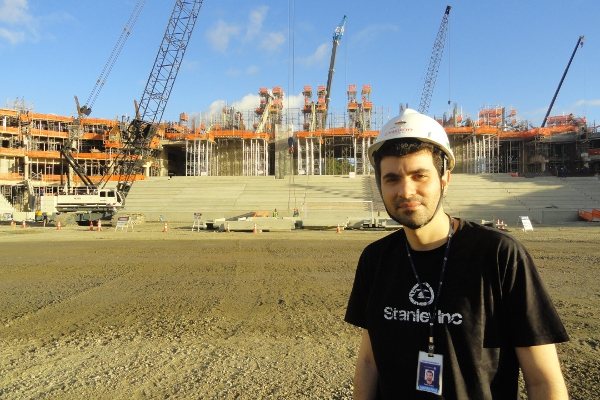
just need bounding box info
[396,178,416,198]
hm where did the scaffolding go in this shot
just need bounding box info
[349,85,375,175]
[242,138,268,176]
[185,138,215,176]
[3,93,600,217]
[296,84,379,176]
[462,133,500,174]
[498,139,524,174]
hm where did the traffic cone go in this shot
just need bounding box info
[336,224,341,233]
[226,223,230,233]
[90,221,94,231]
[253,223,257,233]
[57,221,61,230]
[22,220,26,228]
[163,221,168,232]
[97,220,102,231]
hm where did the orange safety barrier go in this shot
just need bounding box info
[578,210,593,221]
[0,148,26,156]
[593,209,600,221]
[26,150,61,158]
[0,126,20,134]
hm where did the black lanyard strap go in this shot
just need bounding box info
[404,216,454,356]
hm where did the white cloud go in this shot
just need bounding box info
[259,31,286,52]
[283,93,304,110]
[181,59,199,72]
[0,0,39,44]
[189,92,306,128]
[0,27,25,44]
[245,6,268,40]
[205,7,286,56]
[574,99,600,107]
[207,19,241,53]
[297,43,329,66]
[226,69,241,76]
[246,65,259,74]
[353,24,398,47]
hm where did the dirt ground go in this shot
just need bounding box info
[0,221,598,399]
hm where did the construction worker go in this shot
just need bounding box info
[345,109,569,399]
[273,208,278,218]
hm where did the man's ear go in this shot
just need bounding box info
[442,171,451,196]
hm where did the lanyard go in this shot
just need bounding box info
[404,217,454,356]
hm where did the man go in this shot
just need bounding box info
[345,109,569,399]
[425,370,434,386]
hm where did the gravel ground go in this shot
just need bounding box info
[0,221,598,399]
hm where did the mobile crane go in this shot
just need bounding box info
[322,15,347,128]
[418,6,451,115]
[541,35,584,127]
[54,0,204,225]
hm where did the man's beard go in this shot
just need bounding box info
[384,194,439,230]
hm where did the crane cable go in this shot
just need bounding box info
[84,0,147,113]
[287,0,297,214]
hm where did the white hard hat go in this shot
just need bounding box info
[368,108,455,171]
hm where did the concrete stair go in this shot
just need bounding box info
[121,174,600,225]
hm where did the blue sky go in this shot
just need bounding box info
[1,0,599,129]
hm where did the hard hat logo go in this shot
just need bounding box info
[368,108,455,172]
[385,127,413,136]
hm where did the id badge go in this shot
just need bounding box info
[416,351,443,395]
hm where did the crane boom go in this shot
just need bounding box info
[418,5,451,114]
[82,0,147,116]
[138,1,203,124]
[323,15,347,127]
[99,0,204,192]
[541,35,584,127]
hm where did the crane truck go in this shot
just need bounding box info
[51,0,204,226]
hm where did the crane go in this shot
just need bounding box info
[541,35,584,127]
[323,15,347,128]
[99,0,204,194]
[59,1,148,192]
[54,0,204,225]
[81,0,147,117]
[418,6,451,115]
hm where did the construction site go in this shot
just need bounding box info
[1,95,599,221]
[1,4,599,223]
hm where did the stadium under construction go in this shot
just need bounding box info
[1,88,600,213]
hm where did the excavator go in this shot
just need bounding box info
[53,0,204,225]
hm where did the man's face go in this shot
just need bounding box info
[379,150,448,230]
[425,371,433,384]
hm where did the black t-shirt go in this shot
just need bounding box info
[345,219,569,399]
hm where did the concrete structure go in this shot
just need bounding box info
[2,96,600,218]
[116,174,600,226]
